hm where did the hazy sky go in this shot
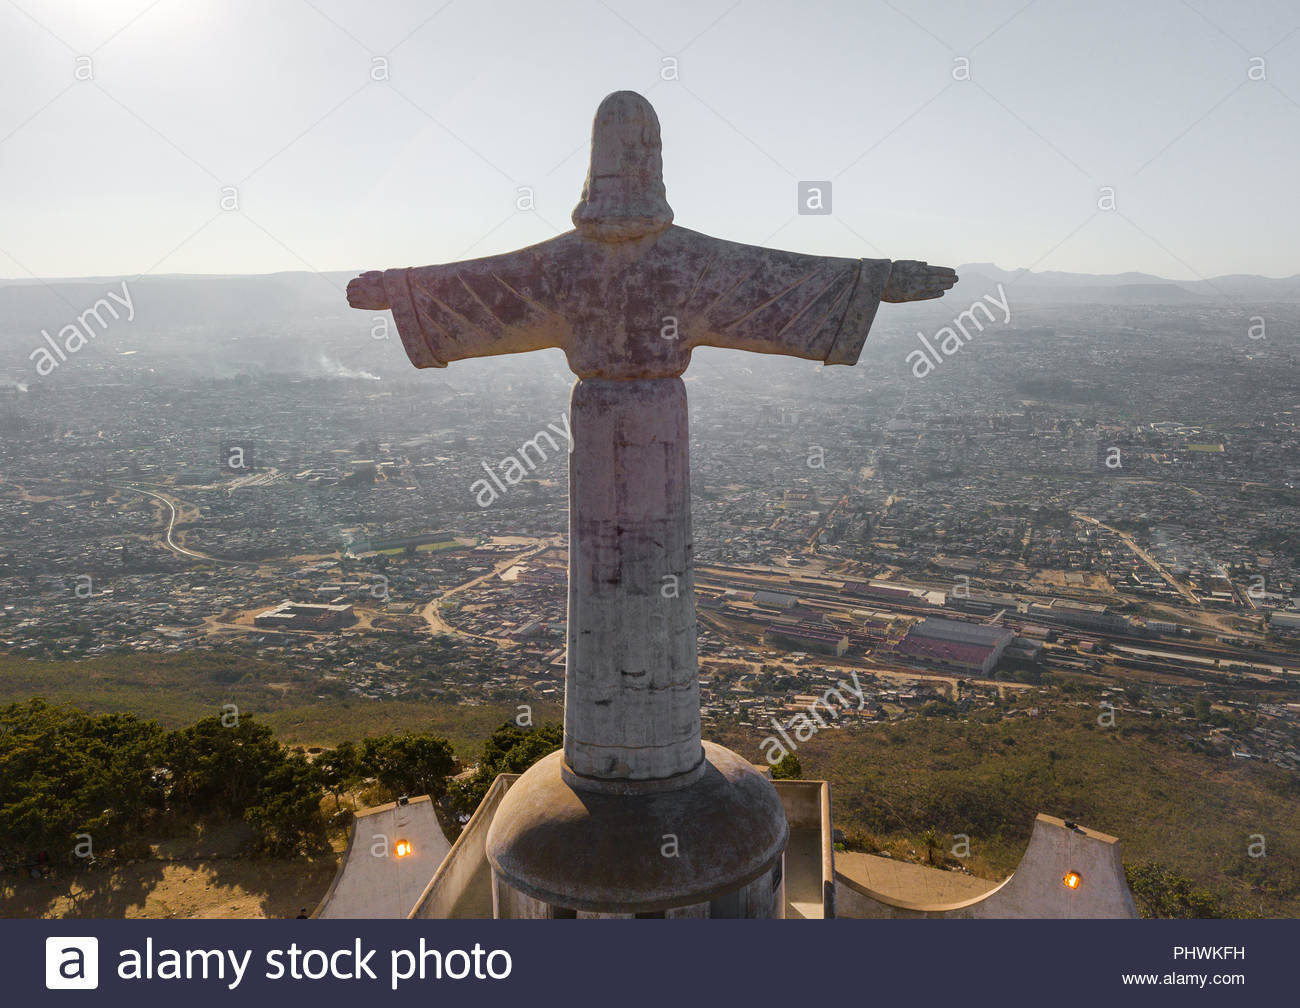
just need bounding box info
[3,0,1298,282]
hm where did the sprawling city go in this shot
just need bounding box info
[5,282,1298,770]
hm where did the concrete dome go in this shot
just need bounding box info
[486,742,788,914]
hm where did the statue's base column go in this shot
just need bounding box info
[484,376,788,917]
[563,376,702,787]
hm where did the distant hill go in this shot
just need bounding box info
[2,263,1299,341]
[955,263,1300,305]
[1184,274,1300,300]
[960,263,1171,287]
[0,272,354,333]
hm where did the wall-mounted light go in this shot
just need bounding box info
[1062,871,1081,889]
[395,840,413,858]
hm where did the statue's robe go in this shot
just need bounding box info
[377,225,894,380]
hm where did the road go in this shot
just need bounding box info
[112,484,242,566]
[1072,512,1199,605]
[420,537,559,643]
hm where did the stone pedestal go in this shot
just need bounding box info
[486,744,787,916]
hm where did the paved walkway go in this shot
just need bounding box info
[316,797,451,918]
[836,851,997,906]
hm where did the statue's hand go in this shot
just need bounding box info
[347,271,390,310]
[882,261,958,303]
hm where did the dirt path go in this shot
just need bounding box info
[420,537,557,642]
[111,484,243,567]
[1073,512,1199,605]
[1,857,339,919]
[0,821,343,919]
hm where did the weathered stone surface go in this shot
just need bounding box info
[354,228,894,378]
[565,376,700,783]
[485,743,788,914]
[571,90,674,244]
[345,91,957,382]
[348,90,958,918]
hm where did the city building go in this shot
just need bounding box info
[1269,611,1300,636]
[1027,599,1131,634]
[764,622,850,657]
[253,600,354,630]
[895,617,1014,676]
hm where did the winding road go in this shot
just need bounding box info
[111,484,242,566]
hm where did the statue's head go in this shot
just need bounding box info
[572,91,674,243]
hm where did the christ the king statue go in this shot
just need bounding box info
[347,91,957,915]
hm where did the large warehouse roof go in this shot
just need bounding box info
[911,617,1013,647]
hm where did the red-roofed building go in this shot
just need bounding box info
[895,621,1012,675]
[764,622,849,657]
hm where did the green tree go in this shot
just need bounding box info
[922,826,939,865]
[164,715,282,817]
[0,699,166,862]
[317,741,360,809]
[244,754,327,856]
[448,721,562,823]
[359,733,456,802]
[770,752,802,780]
[1125,862,1229,919]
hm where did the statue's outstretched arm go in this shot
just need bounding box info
[346,238,569,369]
[672,230,949,366]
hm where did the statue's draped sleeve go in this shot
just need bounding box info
[380,240,569,368]
[673,230,893,366]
